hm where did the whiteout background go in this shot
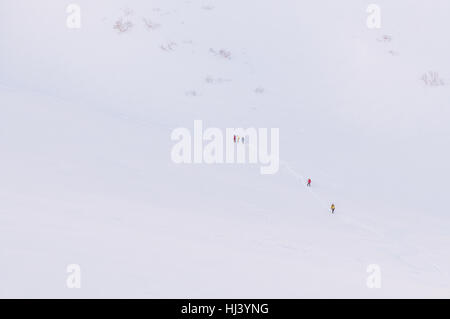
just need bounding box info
[0,0,449,298]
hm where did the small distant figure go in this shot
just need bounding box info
[331,203,335,214]
[307,178,311,187]
[237,136,240,143]
[242,137,245,144]
[234,135,236,143]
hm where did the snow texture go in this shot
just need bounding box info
[0,0,449,298]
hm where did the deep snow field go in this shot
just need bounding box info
[1,0,450,298]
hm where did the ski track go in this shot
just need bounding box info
[280,160,449,281]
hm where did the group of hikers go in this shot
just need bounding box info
[305,178,335,214]
[233,135,246,144]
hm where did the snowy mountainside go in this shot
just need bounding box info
[0,0,450,297]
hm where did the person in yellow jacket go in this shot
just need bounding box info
[331,204,335,214]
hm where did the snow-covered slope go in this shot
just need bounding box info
[1,0,449,298]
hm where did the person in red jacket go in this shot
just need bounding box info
[307,178,312,187]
